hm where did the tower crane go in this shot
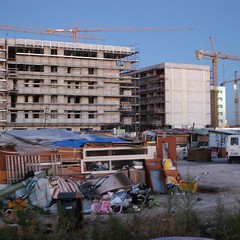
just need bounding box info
[221,71,240,126]
[195,36,240,128]
[0,24,193,43]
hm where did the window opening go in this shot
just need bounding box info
[51,49,57,55]
[75,96,81,103]
[51,110,58,118]
[51,95,58,103]
[88,96,95,104]
[88,68,95,75]
[230,137,239,146]
[51,80,57,88]
[89,111,96,119]
[51,66,58,73]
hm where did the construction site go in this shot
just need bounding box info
[0,37,215,132]
[0,22,223,133]
[2,0,240,238]
[0,23,240,240]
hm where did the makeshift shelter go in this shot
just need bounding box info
[0,129,153,184]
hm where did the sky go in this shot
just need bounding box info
[1,0,240,125]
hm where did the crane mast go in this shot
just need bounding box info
[212,55,218,129]
[235,71,239,126]
[221,71,240,126]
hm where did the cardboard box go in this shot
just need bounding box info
[121,168,146,185]
[129,168,146,185]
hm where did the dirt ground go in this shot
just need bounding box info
[85,157,240,223]
[168,158,240,220]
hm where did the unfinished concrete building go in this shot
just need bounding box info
[133,62,211,130]
[0,38,140,131]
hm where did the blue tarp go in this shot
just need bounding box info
[8,129,93,141]
[7,129,131,148]
[51,134,130,147]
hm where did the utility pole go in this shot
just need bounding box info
[234,71,239,126]
[221,71,240,126]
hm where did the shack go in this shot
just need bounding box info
[0,129,156,184]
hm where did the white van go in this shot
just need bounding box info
[226,135,240,163]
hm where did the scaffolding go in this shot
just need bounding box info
[128,65,166,131]
[0,38,140,131]
[0,41,7,128]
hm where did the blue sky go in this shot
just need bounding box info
[1,0,240,125]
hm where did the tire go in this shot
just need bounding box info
[228,157,233,164]
[111,204,122,214]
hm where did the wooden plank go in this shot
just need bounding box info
[0,171,7,184]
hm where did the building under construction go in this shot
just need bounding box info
[134,63,211,130]
[0,38,140,131]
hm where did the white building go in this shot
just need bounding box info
[136,62,211,130]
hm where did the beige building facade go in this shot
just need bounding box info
[0,38,139,131]
[136,62,211,130]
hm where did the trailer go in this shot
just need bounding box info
[226,135,240,163]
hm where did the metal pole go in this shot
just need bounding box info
[234,71,239,126]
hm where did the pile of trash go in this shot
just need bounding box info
[0,168,158,231]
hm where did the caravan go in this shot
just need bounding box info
[226,135,240,163]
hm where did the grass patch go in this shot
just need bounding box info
[2,195,240,239]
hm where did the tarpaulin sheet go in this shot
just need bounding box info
[51,134,130,147]
[8,129,93,141]
[0,131,56,155]
[5,129,130,150]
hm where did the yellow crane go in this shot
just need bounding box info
[195,36,240,128]
[221,71,240,126]
[0,24,193,43]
